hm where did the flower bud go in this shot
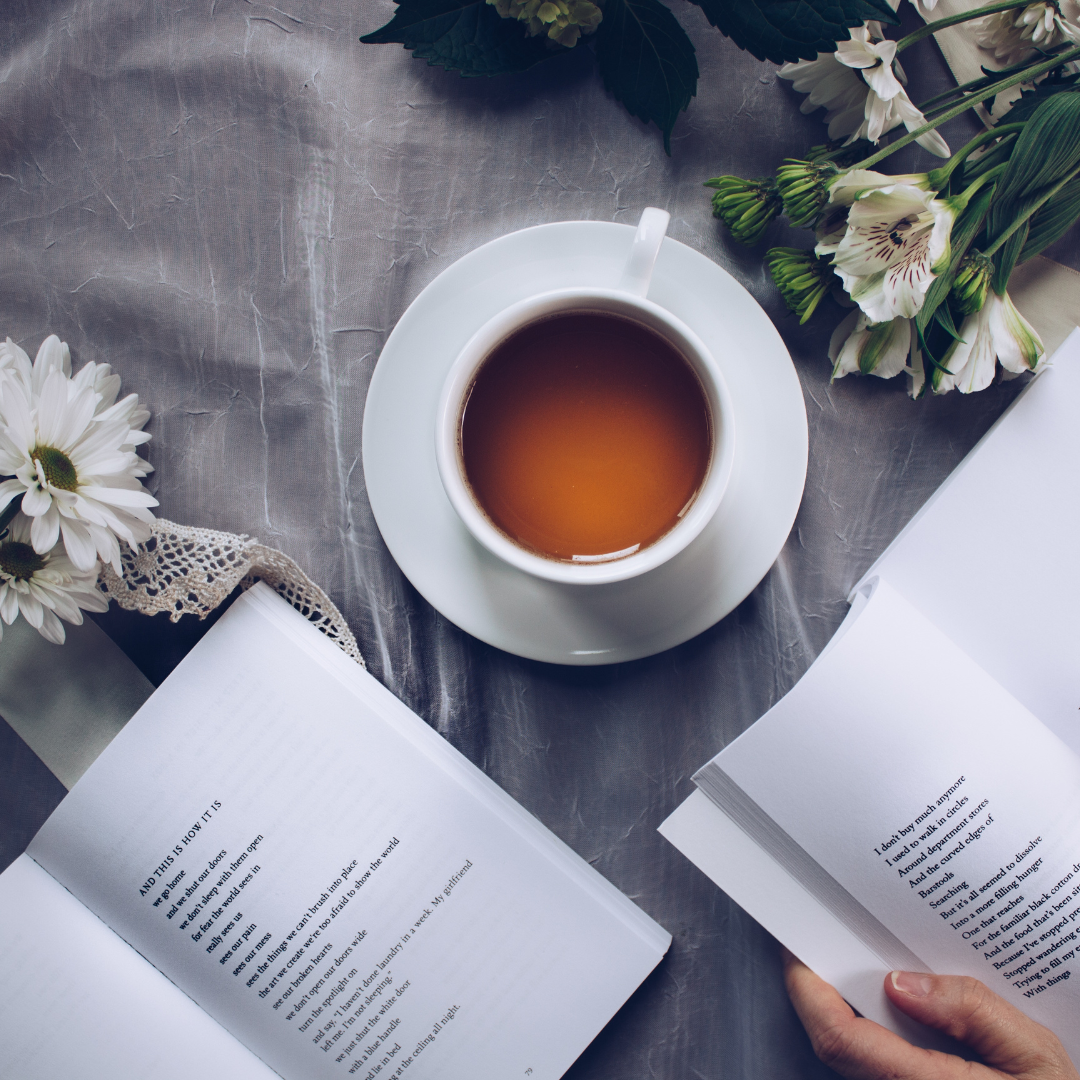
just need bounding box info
[486,0,601,45]
[765,247,837,324]
[704,176,781,246]
[950,250,993,316]
[775,159,838,228]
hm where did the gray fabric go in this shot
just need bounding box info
[0,3,1066,1076]
[0,615,152,789]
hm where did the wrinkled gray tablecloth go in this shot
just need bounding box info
[2,3,1077,1077]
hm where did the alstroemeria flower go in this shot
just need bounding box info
[934,290,1046,394]
[815,169,932,257]
[778,25,950,158]
[977,2,1080,66]
[830,182,955,322]
[829,310,913,379]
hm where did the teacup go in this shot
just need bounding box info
[435,208,736,586]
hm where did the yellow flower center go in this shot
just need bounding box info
[33,446,79,491]
[0,540,46,581]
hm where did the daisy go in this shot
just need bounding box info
[830,181,955,322]
[778,25,950,158]
[934,290,1046,394]
[0,335,156,575]
[0,512,108,644]
[977,2,1080,66]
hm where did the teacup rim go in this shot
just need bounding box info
[435,287,736,586]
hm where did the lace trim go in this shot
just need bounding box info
[98,519,364,666]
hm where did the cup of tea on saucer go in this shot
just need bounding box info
[434,208,736,586]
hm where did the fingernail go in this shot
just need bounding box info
[891,970,933,997]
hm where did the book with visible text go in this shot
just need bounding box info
[660,331,1080,1061]
[0,583,669,1080]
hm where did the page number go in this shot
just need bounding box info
[525,1070,533,1076]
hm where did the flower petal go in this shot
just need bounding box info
[36,606,67,644]
[20,482,53,517]
[30,503,61,554]
[0,478,24,515]
[59,516,99,571]
[988,290,1045,372]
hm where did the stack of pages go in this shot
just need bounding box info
[0,584,670,1080]
[662,329,1080,1058]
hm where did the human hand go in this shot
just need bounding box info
[782,947,1079,1079]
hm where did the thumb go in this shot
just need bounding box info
[885,971,1077,1077]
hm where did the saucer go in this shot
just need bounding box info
[362,221,808,665]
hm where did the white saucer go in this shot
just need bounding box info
[362,221,808,665]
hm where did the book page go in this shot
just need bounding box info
[0,854,278,1080]
[693,581,1080,1061]
[28,585,668,1080]
[854,328,1080,751]
[658,792,951,1049]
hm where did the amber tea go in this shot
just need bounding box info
[459,311,712,562]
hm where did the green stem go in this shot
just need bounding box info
[895,0,1036,52]
[926,123,1024,188]
[983,160,1080,256]
[917,74,996,113]
[914,44,1076,112]
[849,44,1080,172]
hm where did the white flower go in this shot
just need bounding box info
[829,310,914,380]
[0,335,156,575]
[0,512,108,644]
[778,24,950,158]
[815,169,933,257]
[935,290,1046,394]
[977,2,1080,66]
[830,182,955,322]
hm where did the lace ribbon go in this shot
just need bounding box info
[98,519,364,666]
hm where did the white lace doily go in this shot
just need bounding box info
[98,519,364,666]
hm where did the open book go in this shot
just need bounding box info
[0,583,669,1080]
[660,330,1080,1059]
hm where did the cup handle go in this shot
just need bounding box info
[617,207,671,298]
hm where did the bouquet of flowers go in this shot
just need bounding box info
[708,0,1080,396]
[0,337,156,643]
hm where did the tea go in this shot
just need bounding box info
[459,311,712,562]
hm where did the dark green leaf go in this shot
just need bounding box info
[991,221,1028,294]
[987,93,1080,248]
[999,69,1080,126]
[593,0,698,154]
[962,130,1018,182]
[1020,174,1080,260]
[934,301,965,343]
[686,0,897,64]
[361,0,554,77]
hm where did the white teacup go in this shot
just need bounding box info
[435,208,736,586]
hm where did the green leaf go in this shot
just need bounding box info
[987,92,1080,250]
[999,70,1080,126]
[593,0,698,154]
[1020,173,1080,261]
[991,220,1028,294]
[934,301,965,343]
[686,0,897,64]
[361,0,554,77]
